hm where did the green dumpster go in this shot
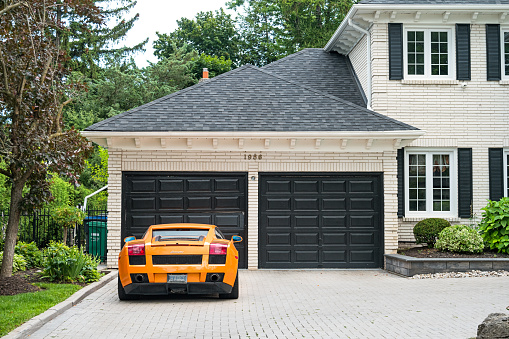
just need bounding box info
[85,216,107,261]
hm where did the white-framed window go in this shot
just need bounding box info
[405,149,457,217]
[503,29,509,80]
[403,27,454,79]
[504,149,509,197]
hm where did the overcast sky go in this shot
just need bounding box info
[117,0,232,67]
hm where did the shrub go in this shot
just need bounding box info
[15,241,43,268]
[478,197,509,254]
[435,225,484,253]
[0,252,27,273]
[413,218,451,247]
[42,241,102,283]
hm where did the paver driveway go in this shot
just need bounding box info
[29,270,509,339]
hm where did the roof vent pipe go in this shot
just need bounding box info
[203,68,209,79]
[348,19,372,110]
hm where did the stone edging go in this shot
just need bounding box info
[385,254,509,277]
[4,270,117,339]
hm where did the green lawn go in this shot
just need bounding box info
[0,283,82,337]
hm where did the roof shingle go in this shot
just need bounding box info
[85,64,417,133]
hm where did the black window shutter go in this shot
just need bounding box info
[457,148,473,218]
[397,148,405,217]
[389,23,403,80]
[486,24,501,81]
[489,148,504,201]
[456,24,471,81]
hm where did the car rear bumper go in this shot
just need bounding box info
[124,282,233,295]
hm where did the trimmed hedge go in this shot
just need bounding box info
[413,218,451,247]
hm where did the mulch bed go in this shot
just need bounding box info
[0,268,87,296]
[398,247,509,259]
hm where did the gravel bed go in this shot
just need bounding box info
[411,270,509,279]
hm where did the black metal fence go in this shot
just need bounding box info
[0,208,108,262]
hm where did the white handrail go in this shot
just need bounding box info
[82,185,108,212]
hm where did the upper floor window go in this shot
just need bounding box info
[404,28,454,79]
[503,29,509,79]
[405,149,457,217]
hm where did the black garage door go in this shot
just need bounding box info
[123,172,247,268]
[259,173,383,268]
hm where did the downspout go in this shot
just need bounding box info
[82,185,108,212]
[348,19,372,110]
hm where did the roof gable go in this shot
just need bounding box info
[85,64,417,133]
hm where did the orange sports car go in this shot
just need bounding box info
[118,223,242,300]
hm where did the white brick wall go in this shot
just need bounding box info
[105,150,399,268]
[358,23,509,242]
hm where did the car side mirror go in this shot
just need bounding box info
[124,236,135,243]
[232,235,243,243]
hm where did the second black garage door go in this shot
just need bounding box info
[259,173,383,268]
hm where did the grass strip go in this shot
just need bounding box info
[0,283,82,337]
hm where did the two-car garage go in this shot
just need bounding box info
[123,172,383,269]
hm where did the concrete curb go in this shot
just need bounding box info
[3,269,117,339]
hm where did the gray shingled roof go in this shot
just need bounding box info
[360,0,509,4]
[262,49,366,107]
[85,64,417,132]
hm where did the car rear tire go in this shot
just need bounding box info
[219,272,239,299]
[118,276,138,300]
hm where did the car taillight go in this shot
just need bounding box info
[209,243,227,255]
[128,243,145,256]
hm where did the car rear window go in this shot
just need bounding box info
[152,229,209,241]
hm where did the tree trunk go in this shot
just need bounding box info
[0,180,24,278]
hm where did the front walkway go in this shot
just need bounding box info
[28,270,508,338]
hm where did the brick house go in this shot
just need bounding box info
[83,0,509,269]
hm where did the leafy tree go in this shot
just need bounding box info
[0,0,97,278]
[229,0,357,66]
[153,8,240,65]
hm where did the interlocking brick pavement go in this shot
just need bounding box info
[28,270,509,338]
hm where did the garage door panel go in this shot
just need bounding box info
[295,250,319,262]
[130,197,156,211]
[214,196,241,209]
[350,215,376,228]
[159,197,184,210]
[187,179,212,192]
[350,232,375,245]
[349,198,375,211]
[295,233,319,245]
[295,216,318,228]
[322,216,346,228]
[260,173,382,269]
[267,198,291,211]
[214,178,241,192]
[322,198,346,210]
[123,173,247,268]
[267,251,291,262]
[350,250,375,263]
[322,180,346,193]
[266,180,291,193]
[322,251,347,262]
[294,180,319,193]
[187,197,212,210]
[266,216,291,228]
[322,233,346,245]
[159,215,184,224]
[159,180,184,192]
[294,198,319,211]
[267,233,291,245]
[130,180,156,192]
[349,180,376,193]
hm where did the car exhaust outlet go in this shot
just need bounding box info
[135,274,144,283]
[210,274,220,282]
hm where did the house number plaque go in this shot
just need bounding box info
[244,154,262,160]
